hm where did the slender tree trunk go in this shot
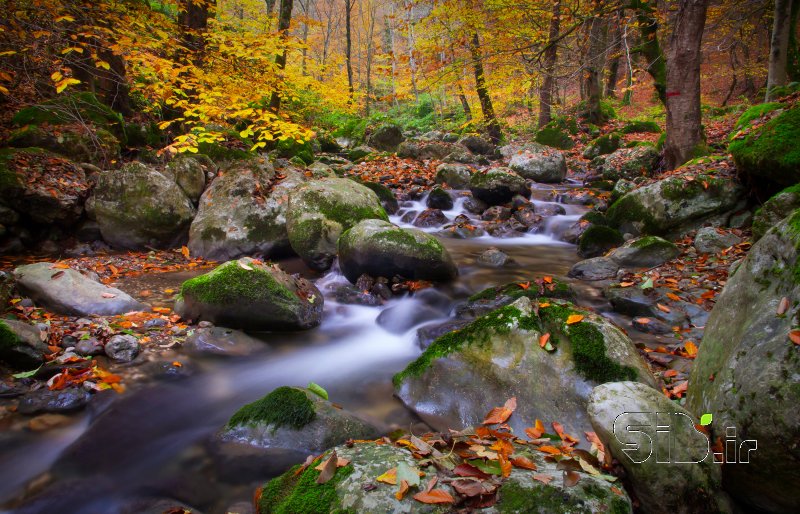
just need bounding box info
[605,12,622,98]
[585,12,608,124]
[538,0,561,128]
[345,0,354,101]
[269,0,294,113]
[765,0,793,101]
[621,21,634,105]
[663,0,709,170]
[298,0,310,76]
[407,2,419,99]
[459,90,473,121]
[179,0,215,65]
[789,0,800,81]
[365,3,376,115]
[469,32,501,143]
[631,0,667,105]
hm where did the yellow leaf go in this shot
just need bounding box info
[158,121,173,130]
[0,85,7,95]
[51,71,63,82]
[55,15,75,22]
[95,60,111,70]
[566,314,585,325]
[55,78,81,93]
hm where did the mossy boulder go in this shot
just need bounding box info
[729,104,800,187]
[686,210,800,513]
[620,120,661,134]
[366,124,404,151]
[0,148,90,226]
[93,162,196,249]
[395,297,655,437]
[607,236,679,268]
[535,126,574,150]
[276,138,314,165]
[469,167,529,205]
[12,92,122,128]
[456,279,576,318]
[188,158,304,261]
[175,258,323,331]
[589,382,727,514]
[13,262,145,316]
[162,155,208,202]
[257,438,631,514]
[286,178,388,271]
[508,144,567,183]
[606,175,745,236]
[598,146,659,182]
[610,178,635,202]
[8,124,120,165]
[306,162,336,179]
[583,133,622,160]
[426,186,453,210]
[458,133,495,155]
[351,179,399,214]
[752,183,800,241]
[0,319,49,369]
[338,219,457,283]
[732,102,783,133]
[434,163,473,189]
[693,227,742,254]
[577,225,624,258]
[347,145,376,162]
[214,386,378,482]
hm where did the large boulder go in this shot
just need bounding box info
[286,178,388,271]
[508,144,567,183]
[752,183,800,241]
[589,382,727,514]
[394,297,655,437]
[366,124,404,151]
[13,262,145,316]
[577,225,624,258]
[606,174,745,236]
[458,133,495,155]
[338,219,457,283]
[188,158,304,261]
[597,146,659,181]
[435,163,472,189]
[729,104,800,187]
[583,133,622,160]
[686,210,800,513]
[469,167,529,205]
[0,319,49,368]
[607,236,680,268]
[0,148,90,226]
[693,227,741,254]
[93,162,196,249]
[162,155,208,203]
[257,437,632,514]
[175,258,323,331]
[8,124,120,165]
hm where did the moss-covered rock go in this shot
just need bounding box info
[0,319,49,369]
[469,167,529,205]
[366,124,404,151]
[752,183,800,241]
[606,174,745,236]
[338,219,457,283]
[589,382,727,514]
[456,279,576,318]
[583,133,622,159]
[395,297,654,437]
[257,438,631,514]
[577,225,624,258]
[350,179,399,214]
[188,158,304,261]
[286,178,388,271]
[732,102,783,133]
[686,210,800,513]
[347,145,375,162]
[426,186,453,210]
[162,154,207,202]
[729,104,800,186]
[305,162,336,179]
[277,138,314,165]
[458,133,495,155]
[610,179,635,202]
[434,163,473,189]
[534,126,574,150]
[598,146,659,182]
[8,124,120,165]
[0,147,90,226]
[93,162,196,249]
[620,120,662,134]
[12,92,122,128]
[175,257,323,330]
[607,236,679,267]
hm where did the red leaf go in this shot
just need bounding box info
[453,463,491,479]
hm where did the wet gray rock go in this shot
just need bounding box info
[477,247,510,267]
[397,140,467,160]
[105,334,140,362]
[74,338,105,357]
[434,163,472,189]
[183,327,267,357]
[13,262,145,316]
[0,318,49,368]
[469,167,529,205]
[458,133,495,155]
[366,124,404,151]
[481,206,512,221]
[598,146,659,181]
[508,144,567,183]
[608,236,680,267]
[513,205,544,229]
[425,186,453,210]
[416,319,471,349]
[412,208,448,228]
[17,387,91,415]
[568,257,620,281]
[163,155,207,202]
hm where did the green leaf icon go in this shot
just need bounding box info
[700,413,713,426]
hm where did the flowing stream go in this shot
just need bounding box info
[0,183,645,513]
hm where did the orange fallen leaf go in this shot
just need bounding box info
[395,480,409,500]
[619,281,635,287]
[172,361,182,367]
[525,419,545,439]
[666,292,682,302]
[482,397,517,425]
[789,330,800,345]
[543,276,553,284]
[537,445,562,455]
[518,281,530,290]
[657,303,671,313]
[566,314,584,325]
[412,489,454,504]
[510,456,538,470]
[663,369,678,378]
[533,474,554,484]
[563,470,581,487]
[684,341,698,357]
[181,246,190,259]
[538,333,551,349]
[777,297,790,315]
[376,467,397,485]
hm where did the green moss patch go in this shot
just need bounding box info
[228,386,316,430]
[621,120,661,134]
[12,92,122,128]
[181,260,296,306]
[733,102,783,132]
[578,225,624,258]
[729,105,800,186]
[535,127,574,150]
[0,320,19,350]
[259,459,353,514]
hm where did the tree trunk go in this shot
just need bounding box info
[469,32,501,143]
[269,0,294,113]
[585,13,608,124]
[663,0,709,170]
[345,0,354,101]
[765,0,793,101]
[538,1,561,128]
[298,0,309,76]
[789,0,800,81]
[179,0,215,64]
[630,0,667,105]
[605,13,622,98]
